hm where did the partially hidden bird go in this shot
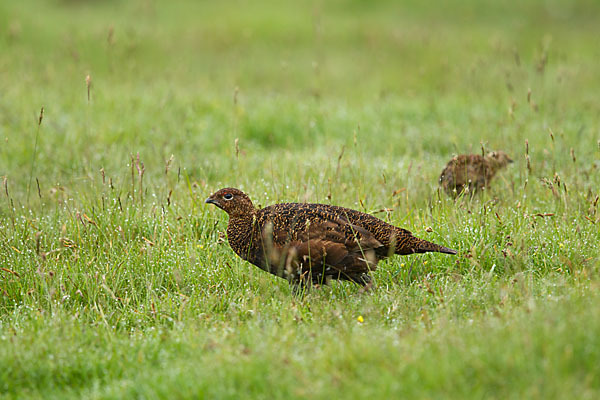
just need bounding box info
[439,151,513,198]
[206,188,457,288]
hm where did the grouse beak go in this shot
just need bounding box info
[205,197,218,205]
[508,158,514,164]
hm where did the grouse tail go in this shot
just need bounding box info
[414,238,457,255]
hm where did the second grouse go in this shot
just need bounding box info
[439,151,513,198]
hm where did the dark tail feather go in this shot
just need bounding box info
[414,238,457,255]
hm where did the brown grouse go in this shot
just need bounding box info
[439,151,513,198]
[206,188,457,287]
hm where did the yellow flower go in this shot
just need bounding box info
[400,263,405,268]
[357,315,364,323]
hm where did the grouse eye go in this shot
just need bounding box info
[223,193,234,200]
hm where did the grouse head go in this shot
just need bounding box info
[205,188,255,218]
[486,151,513,168]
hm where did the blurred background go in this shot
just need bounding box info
[0,0,599,203]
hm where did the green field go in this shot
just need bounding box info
[1,0,600,398]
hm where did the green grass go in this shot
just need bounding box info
[1,0,600,398]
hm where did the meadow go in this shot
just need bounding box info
[1,0,599,398]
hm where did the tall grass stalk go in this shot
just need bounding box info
[26,106,44,205]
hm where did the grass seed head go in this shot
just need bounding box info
[38,107,44,126]
[85,74,92,102]
[107,26,114,46]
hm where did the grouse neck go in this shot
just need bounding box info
[226,212,257,259]
[228,211,256,226]
[485,156,505,170]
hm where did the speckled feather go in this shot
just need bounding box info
[206,188,457,286]
[439,151,513,198]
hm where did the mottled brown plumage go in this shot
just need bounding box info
[439,151,513,198]
[206,188,456,287]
